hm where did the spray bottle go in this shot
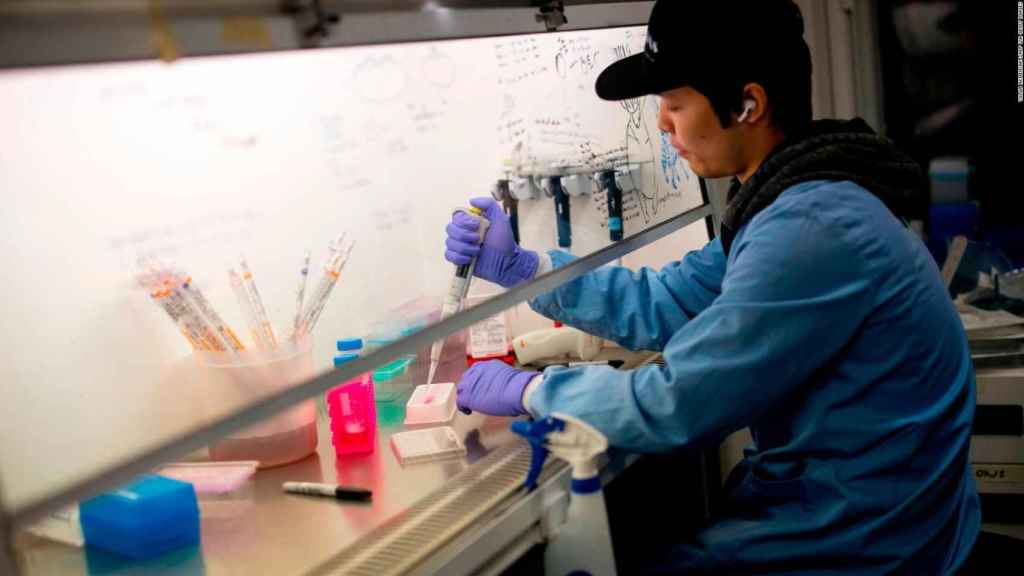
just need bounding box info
[512,413,617,576]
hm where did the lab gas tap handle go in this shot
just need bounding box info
[560,174,592,197]
[510,176,542,200]
[492,179,520,245]
[540,176,572,250]
[598,170,625,242]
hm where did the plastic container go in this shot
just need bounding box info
[195,340,318,468]
[80,475,199,560]
[465,296,511,360]
[404,383,457,426]
[373,357,413,402]
[327,354,377,456]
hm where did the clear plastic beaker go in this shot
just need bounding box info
[194,339,318,468]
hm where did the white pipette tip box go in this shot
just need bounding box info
[390,426,466,465]
[404,382,457,426]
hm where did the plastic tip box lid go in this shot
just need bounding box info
[337,338,364,352]
[390,426,466,465]
[156,461,258,495]
[373,357,411,382]
[334,353,360,367]
[80,474,199,559]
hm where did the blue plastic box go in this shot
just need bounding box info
[80,474,200,559]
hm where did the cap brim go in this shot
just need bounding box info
[595,53,685,101]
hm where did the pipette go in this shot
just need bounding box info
[181,275,245,352]
[229,267,268,350]
[165,277,227,352]
[427,207,491,386]
[293,237,354,340]
[239,257,278,348]
[293,250,311,332]
[150,288,206,350]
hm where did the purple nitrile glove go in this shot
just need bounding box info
[456,360,539,417]
[445,197,539,289]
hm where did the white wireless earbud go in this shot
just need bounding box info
[736,99,756,123]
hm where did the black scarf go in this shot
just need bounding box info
[720,118,926,256]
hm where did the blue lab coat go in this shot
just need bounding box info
[527,180,980,574]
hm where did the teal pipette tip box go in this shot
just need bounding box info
[80,474,200,560]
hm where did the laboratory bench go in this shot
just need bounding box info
[12,356,717,576]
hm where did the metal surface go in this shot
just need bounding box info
[0,0,650,17]
[306,442,538,575]
[403,460,571,576]
[15,408,532,575]
[8,202,712,531]
[0,1,654,69]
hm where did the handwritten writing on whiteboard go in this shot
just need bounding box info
[622,191,650,226]
[494,37,548,86]
[554,36,601,79]
[104,210,261,259]
[371,205,413,233]
[98,82,263,151]
[318,114,376,191]
[408,101,446,135]
[420,47,456,90]
[354,56,406,103]
[497,117,527,147]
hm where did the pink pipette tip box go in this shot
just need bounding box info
[404,383,457,426]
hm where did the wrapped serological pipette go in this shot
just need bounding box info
[239,257,278,349]
[180,275,245,353]
[293,250,311,332]
[136,259,239,352]
[150,287,208,351]
[229,267,270,351]
[291,235,354,341]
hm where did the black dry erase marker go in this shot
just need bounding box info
[282,481,372,502]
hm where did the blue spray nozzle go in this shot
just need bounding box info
[511,417,566,492]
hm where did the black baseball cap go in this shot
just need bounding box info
[596,0,807,101]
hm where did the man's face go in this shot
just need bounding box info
[656,86,744,179]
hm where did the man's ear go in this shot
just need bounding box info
[735,83,769,125]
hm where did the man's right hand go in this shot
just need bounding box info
[445,197,540,288]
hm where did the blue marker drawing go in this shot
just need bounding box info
[659,131,685,190]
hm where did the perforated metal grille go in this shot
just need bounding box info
[305,441,536,576]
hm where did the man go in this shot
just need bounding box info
[445,0,979,573]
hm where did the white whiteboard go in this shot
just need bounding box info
[0,26,704,512]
